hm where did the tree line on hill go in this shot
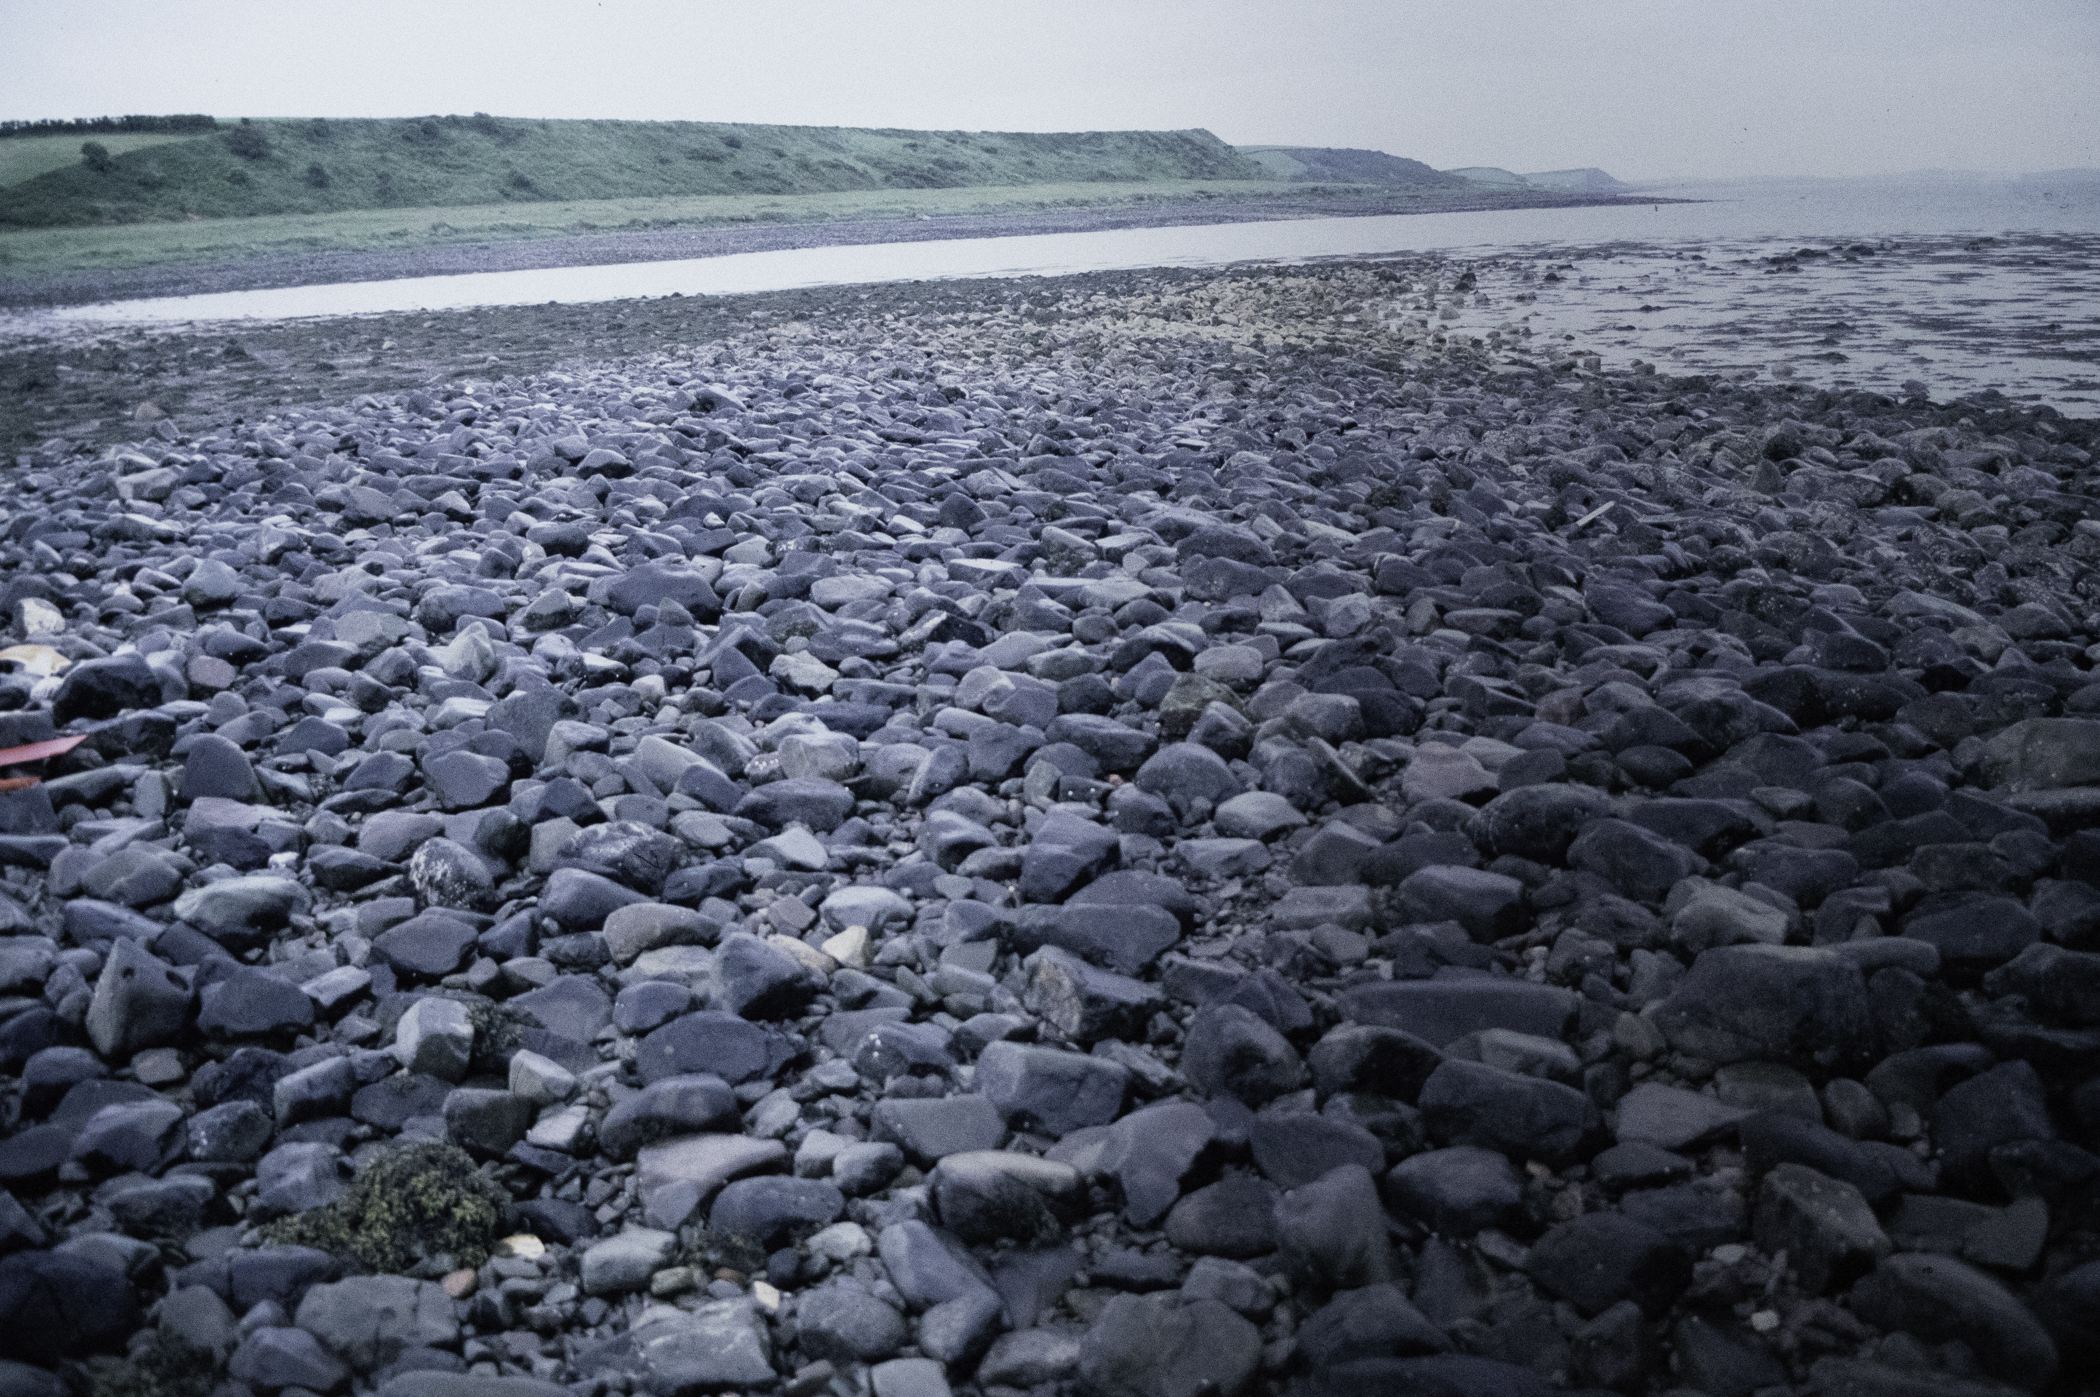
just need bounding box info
[0,114,218,139]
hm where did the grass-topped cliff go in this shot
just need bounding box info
[1236,146,1463,187]
[0,115,1266,228]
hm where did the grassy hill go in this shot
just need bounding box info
[0,116,1266,229]
[0,132,207,190]
[1237,146,1462,187]
[0,179,1312,287]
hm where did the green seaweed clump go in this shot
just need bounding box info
[91,1333,215,1397]
[695,1226,768,1279]
[266,1141,510,1273]
[467,1000,539,1073]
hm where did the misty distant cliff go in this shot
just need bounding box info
[1520,167,1629,192]
[1236,146,1464,187]
[1443,165,1628,192]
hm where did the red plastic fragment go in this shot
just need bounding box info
[0,735,86,768]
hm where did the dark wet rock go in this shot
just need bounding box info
[607,562,723,621]
[1652,944,1877,1072]
[443,1087,536,1157]
[716,933,818,1019]
[1182,1004,1304,1104]
[1340,979,1579,1046]
[0,1249,139,1363]
[1569,818,1704,904]
[734,777,855,832]
[918,1290,1003,1369]
[1018,811,1121,901]
[255,1140,350,1216]
[423,750,510,811]
[1381,1146,1523,1234]
[1296,1283,1451,1368]
[1023,946,1164,1044]
[182,734,262,802]
[872,1094,1005,1166]
[295,1275,457,1371]
[71,1098,186,1174]
[877,1219,1000,1313]
[833,1141,906,1196]
[275,1058,356,1126]
[1932,1060,2055,1193]
[1738,1111,1929,1208]
[1011,902,1180,975]
[1418,1059,1600,1165]
[510,973,612,1041]
[539,866,646,929]
[1850,1253,2057,1389]
[1753,1162,1891,1293]
[1077,1291,1261,1397]
[199,967,316,1038]
[599,1074,738,1159]
[1164,1174,1279,1258]
[372,912,479,979]
[931,1151,1077,1246]
[976,1040,1129,1135]
[53,656,164,724]
[1250,1111,1384,1189]
[2032,1259,2100,1378]
[553,820,685,894]
[187,1098,275,1162]
[797,1277,908,1363]
[1526,1211,1691,1317]
[1308,1025,1443,1104]
[1473,784,1613,863]
[1102,1100,1217,1227]
[709,1175,844,1251]
[637,1012,798,1086]
[173,875,302,948]
[1133,742,1241,819]
[1393,866,1526,939]
[1278,1162,1396,1291]
[1902,896,2041,980]
[85,938,192,1060]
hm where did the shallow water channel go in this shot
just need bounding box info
[28,175,2100,410]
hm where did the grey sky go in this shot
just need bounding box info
[7,0,2095,180]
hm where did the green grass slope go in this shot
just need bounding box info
[1237,146,1462,187]
[0,133,203,190]
[0,116,1265,229]
[0,179,1305,283]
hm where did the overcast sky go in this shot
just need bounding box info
[6,0,2094,181]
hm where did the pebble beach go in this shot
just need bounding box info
[1,249,2098,1397]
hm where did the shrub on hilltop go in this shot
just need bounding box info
[225,121,269,160]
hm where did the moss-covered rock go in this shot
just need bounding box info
[467,1000,541,1075]
[91,1333,215,1397]
[265,1141,510,1273]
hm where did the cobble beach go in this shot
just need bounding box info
[0,232,2098,1397]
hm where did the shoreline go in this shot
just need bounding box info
[0,188,1666,310]
[8,233,2093,464]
